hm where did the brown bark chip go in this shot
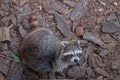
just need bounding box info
[0,73,5,80]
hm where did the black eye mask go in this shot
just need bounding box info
[63,54,73,60]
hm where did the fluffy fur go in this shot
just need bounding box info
[19,28,84,74]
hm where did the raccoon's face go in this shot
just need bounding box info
[63,50,83,63]
[60,40,85,65]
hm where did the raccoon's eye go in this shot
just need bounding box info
[64,54,73,59]
[77,53,82,58]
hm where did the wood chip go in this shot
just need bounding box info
[0,27,10,42]
[0,73,4,80]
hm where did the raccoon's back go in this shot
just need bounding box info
[19,28,60,73]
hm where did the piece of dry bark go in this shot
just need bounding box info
[54,13,77,40]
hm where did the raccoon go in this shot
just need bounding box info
[19,13,85,78]
[19,28,85,73]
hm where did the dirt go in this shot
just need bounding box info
[0,0,120,80]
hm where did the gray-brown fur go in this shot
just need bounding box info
[19,14,85,75]
[19,28,61,73]
[19,28,85,74]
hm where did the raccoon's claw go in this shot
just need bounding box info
[59,70,62,72]
[77,63,80,66]
[57,69,63,73]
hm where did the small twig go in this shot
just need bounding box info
[97,0,107,6]
[109,34,120,43]
[0,54,15,62]
[8,24,14,29]
[20,0,29,6]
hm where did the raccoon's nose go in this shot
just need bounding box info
[74,59,79,63]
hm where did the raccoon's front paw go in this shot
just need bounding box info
[48,71,55,79]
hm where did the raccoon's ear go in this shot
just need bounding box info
[77,39,80,46]
[72,39,80,45]
[60,41,70,47]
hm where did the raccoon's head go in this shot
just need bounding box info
[59,40,85,65]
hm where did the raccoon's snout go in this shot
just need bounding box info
[74,58,79,63]
[71,57,80,63]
